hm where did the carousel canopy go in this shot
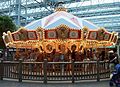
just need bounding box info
[2,7,118,51]
[25,11,98,30]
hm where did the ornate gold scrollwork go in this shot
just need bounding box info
[57,27,69,39]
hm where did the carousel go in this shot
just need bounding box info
[2,7,118,61]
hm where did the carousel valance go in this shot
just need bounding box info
[2,25,118,50]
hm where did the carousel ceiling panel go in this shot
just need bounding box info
[82,20,98,29]
[25,10,99,30]
[44,18,80,29]
[44,17,81,29]
[25,19,42,30]
[41,11,80,26]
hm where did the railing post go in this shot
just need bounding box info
[18,59,22,82]
[72,59,74,83]
[97,59,100,82]
[0,59,4,80]
[43,59,47,84]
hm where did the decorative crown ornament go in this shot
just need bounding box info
[55,2,67,12]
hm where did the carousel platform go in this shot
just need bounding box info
[0,79,109,87]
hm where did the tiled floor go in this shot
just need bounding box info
[0,80,109,87]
